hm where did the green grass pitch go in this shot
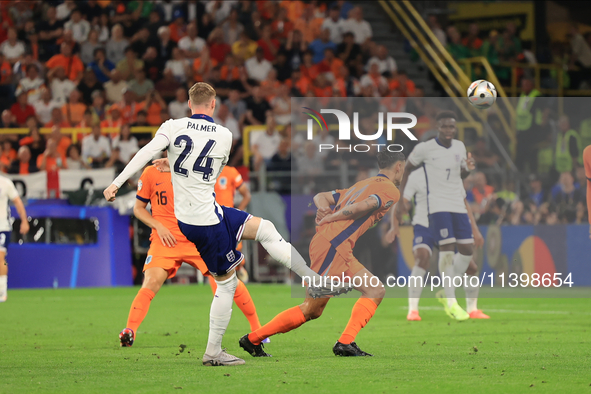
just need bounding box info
[1,284,589,393]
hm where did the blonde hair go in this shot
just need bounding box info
[188,82,216,106]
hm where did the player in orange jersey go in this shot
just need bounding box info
[239,151,405,358]
[119,165,263,347]
[584,146,591,239]
[214,166,251,282]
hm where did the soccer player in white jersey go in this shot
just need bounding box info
[103,82,345,366]
[0,175,30,302]
[395,110,476,321]
[388,168,490,320]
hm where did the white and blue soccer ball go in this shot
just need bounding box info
[467,79,497,109]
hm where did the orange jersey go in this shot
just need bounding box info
[214,166,244,208]
[136,166,198,257]
[584,145,591,225]
[315,175,400,259]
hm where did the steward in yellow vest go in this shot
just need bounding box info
[555,115,583,174]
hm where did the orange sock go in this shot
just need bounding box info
[126,288,156,333]
[338,298,378,344]
[248,306,306,345]
[208,276,261,331]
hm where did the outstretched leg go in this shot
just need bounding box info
[209,276,262,331]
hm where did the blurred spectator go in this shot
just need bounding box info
[8,145,38,174]
[569,25,591,89]
[156,26,176,63]
[130,28,153,59]
[38,6,64,62]
[477,197,505,225]
[61,90,86,126]
[96,13,110,43]
[10,91,35,126]
[257,24,281,62]
[128,69,154,102]
[56,0,76,21]
[342,7,372,46]
[528,174,547,207]
[322,6,345,44]
[221,9,244,46]
[206,1,232,25]
[169,88,189,119]
[552,171,584,207]
[472,171,495,205]
[112,124,138,164]
[100,105,124,129]
[297,140,324,178]
[309,29,337,64]
[497,23,521,65]
[168,10,187,43]
[244,86,271,126]
[80,30,102,65]
[252,116,281,171]
[50,125,72,158]
[16,64,45,105]
[164,47,191,83]
[260,69,281,101]
[33,88,59,125]
[117,46,143,81]
[428,15,446,46]
[337,31,362,72]
[60,29,80,56]
[366,45,397,75]
[360,63,388,97]
[471,137,499,169]
[64,8,91,44]
[106,24,129,65]
[104,69,128,104]
[294,5,323,44]
[446,26,469,60]
[142,90,168,126]
[313,127,335,160]
[208,28,231,65]
[0,28,25,65]
[271,7,294,42]
[284,30,307,70]
[0,140,16,173]
[154,69,182,102]
[65,144,90,170]
[245,47,273,83]
[77,109,94,130]
[46,42,84,83]
[0,110,17,128]
[0,53,12,94]
[19,127,45,163]
[271,84,292,125]
[214,103,240,142]
[555,115,582,174]
[37,138,67,171]
[311,73,334,97]
[232,32,258,63]
[462,23,483,57]
[78,70,104,106]
[225,89,247,124]
[48,66,76,106]
[82,124,111,167]
[274,51,293,81]
[300,50,319,81]
[89,48,115,84]
[88,90,106,122]
[142,46,163,82]
[45,107,70,128]
[267,137,292,195]
[389,70,415,97]
[179,22,207,60]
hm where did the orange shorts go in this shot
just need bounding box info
[144,242,209,278]
[309,234,365,277]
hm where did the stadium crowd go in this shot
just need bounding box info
[0,0,587,226]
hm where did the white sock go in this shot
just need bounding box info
[408,266,426,312]
[438,251,456,307]
[255,219,322,284]
[205,272,237,357]
[0,275,6,299]
[453,253,472,277]
[465,275,479,313]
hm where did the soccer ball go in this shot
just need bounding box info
[467,79,497,109]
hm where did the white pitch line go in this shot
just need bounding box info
[402,306,591,315]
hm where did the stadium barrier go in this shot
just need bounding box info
[8,202,132,289]
[0,126,159,143]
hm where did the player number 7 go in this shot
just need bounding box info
[446,168,450,180]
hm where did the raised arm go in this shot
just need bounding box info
[236,183,251,211]
[313,191,336,224]
[133,198,177,247]
[104,134,169,201]
[394,162,419,221]
[318,196,379,225]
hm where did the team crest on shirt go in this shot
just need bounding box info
[415,236,423,243]
[440,229,449,238]
[145,255,152,265]
[226,251,235,262]
[138,180,143,191]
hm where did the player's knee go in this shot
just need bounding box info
[254,219,278,243]
[458,243,473,256]
[364,283,385,299]
[300,301,326,320]
[465,260,478,276]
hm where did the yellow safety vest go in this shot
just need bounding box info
[516,89,542,131]
[555,129,583,173]
[537,144,553,174]
[579,118,591,148]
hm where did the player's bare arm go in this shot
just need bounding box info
[12,196,29,235]
[395,162,420,221]
[465,198,483,248]
[461,152,476,179]
[153,158,170,173]
[237,183,251,211]
[318,196,379,225]
[386,198,409,244]
[313,191,336,224]
[133,199,177,248]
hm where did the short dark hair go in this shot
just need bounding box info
[377,151,405,169]
[435,110,457,122]
[94,47,106,56]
